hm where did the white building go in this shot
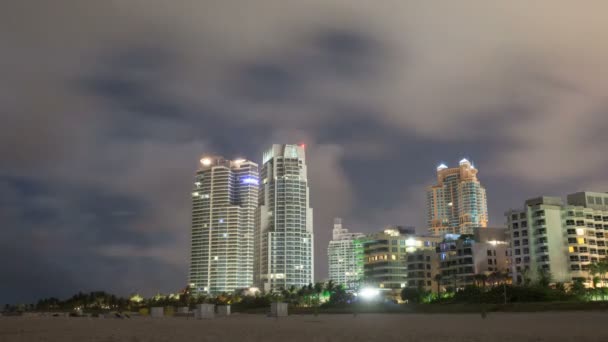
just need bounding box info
[327,218,365,290]
[255,144,314,291]
[506,193,608,287]
[188,156,258,294]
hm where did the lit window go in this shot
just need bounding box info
[577,238,585,245]
[568,246,575,253]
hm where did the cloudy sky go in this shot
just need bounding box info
[2,1,608,304]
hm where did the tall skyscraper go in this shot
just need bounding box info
[189,156,258,295]
[255,144,314,292]
[327,218,365,290]
[427,158,488,236]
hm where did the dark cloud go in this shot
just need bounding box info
[2,0,608,304]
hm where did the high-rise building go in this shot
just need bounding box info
[427,159,488,236]
[437,228,510,289]
[327,218,365,290]
[255,144,314,292]
[362,226,441,298]
[506,193,608,287]
[188,156,258,295]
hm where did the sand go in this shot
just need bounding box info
[1,312,607,341]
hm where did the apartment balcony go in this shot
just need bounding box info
[535,248,550,255]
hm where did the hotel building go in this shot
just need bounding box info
[427,159,488,236]
[437,228,510,289]
[255,144,314,291]
[362,226,441,297]
[327,218,365,290]
[506,192,608,287]
[188,156,258,294]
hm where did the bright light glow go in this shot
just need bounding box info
[200,158,211,166]
[459,158,470,165]
[405,238,422,247]
[241,177,259,185]
[359,288,380,300]
[576,228,585,236]
[448,202,453,207]
[222,233,228,238]
[219,218,224,223]
[234,159,245,164]
[194,181,201,186]
[200,194,210,199]
[192,192,199,196]
[300,143,306,148]
[213,256,218,261]
[244,287,260,296]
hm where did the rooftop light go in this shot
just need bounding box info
[437,163,448,171]
[200,158,211,166]
[459,158,470,165]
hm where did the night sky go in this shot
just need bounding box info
[2,1,608,304]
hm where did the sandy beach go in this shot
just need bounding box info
[1,312,608,342]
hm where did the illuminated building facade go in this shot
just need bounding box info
[437,228,509,289]
[362,226,441,296]
[427,159,488,236]
[255,144,314,291]
[189,156,258,295]
[327,218,365,290]
[506,193,608,287]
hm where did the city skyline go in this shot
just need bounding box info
[3,1,608,305]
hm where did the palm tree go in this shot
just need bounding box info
[314,282,324,299]
[326,280,335,294]
[434,274,443,296]
[590,262,601,289]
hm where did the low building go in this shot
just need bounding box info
[362,226,441,298]
[437,228,509,289]
[327,218,365,290]
[506,193,608,287]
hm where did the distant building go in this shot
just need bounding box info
[427,159,488,235]
[255,144,314,292]
[506,193,608,287]
[362,226,441,297]
[188,156,258,295]
[437,228,510,289]
[327,218,365,290]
